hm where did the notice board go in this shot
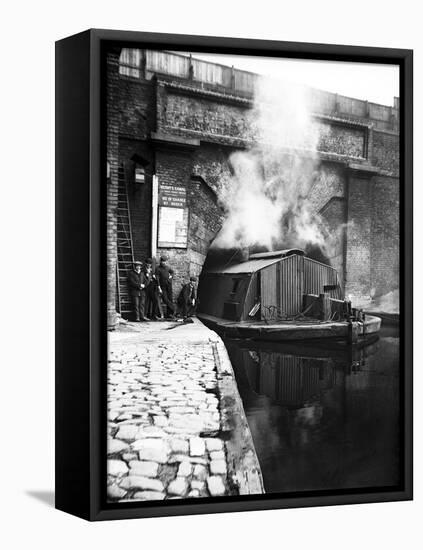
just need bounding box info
[157,183,188,248]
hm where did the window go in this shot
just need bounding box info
[119,48,142,78]
[232,279,241,294]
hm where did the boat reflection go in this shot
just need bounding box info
[225,326,400,494]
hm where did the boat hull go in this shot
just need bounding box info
[198,313,381,344]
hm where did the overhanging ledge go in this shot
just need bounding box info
[150,131,200,151]
[347,162,381,176]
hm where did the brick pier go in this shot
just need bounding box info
[107,319,263,502]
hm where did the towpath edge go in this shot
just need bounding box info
[107,318,264,502]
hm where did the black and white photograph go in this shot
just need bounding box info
[106,45,403,504]
[3,0,421,545]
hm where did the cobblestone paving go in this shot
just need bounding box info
[107,340,232,502]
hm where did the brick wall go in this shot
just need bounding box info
[162,90,253,141]
[154,149,224,297]
[154,148,194,296]
[344,171,400,304]
[370,176,400,298]
[320,197,347,288]
[371,130,400,176]
[368,130,399,300]
[119,138,153,264]
[188,178,224,277]
[308,162,346,212]
[345,175,372,305]
[317,122,366,158]
[158,82,369,159]
[106,50,121,328]
[192,145,233,195]
[117,77,156,140]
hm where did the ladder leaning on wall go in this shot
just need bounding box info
[116,165,134,318]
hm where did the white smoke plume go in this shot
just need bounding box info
[212,77,333,254]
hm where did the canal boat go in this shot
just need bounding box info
[198,249,381,344]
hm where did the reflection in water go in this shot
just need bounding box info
[225,327,400,494]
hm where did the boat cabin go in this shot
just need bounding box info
[198,249,343,322]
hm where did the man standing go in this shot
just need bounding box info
[155,256,175,319]
[167,269,175,304]
[161,268,176,319]
[177,276,197,319]
[142,258,154,319]
[127,260,149,322]
[145,257,163,320]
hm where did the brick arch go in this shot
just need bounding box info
[186,175,224,280]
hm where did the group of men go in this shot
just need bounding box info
[127,255,198,322]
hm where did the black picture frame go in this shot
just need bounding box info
[55,28,413,521]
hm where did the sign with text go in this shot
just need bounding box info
[157,183,188,248]
[158,206,188,248]
[158,184,187,208]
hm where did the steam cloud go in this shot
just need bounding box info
[212,77,334,255]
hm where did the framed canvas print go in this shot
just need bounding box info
[55,29,413,521]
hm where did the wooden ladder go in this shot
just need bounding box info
[116,166,134,318]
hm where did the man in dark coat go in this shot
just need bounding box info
[177,276,197,319]
[142,258,154,319]
[167,269,175,303]
[155,255,175,319]
[162,269,176,319]
[145,257,164,320]
[127,260,149,321]
[145,257,163,320]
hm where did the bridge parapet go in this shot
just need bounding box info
[119,48,399,133]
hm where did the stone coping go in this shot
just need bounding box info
[107,318,264,501]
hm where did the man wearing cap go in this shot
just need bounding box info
[144,257,163,320]
[155,255,175,319]
[142,258,154,319]
[127,260,149,322]
[163,269,177,319]
[177,276,198,319]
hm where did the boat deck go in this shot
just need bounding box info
[197,313,381,343]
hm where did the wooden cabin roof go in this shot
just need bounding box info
[249,248,305,260]
[204,249,305,275]
[205,256,284,275]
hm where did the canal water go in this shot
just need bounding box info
[224,326,400,494]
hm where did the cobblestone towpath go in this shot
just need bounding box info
[107,319,263,503]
